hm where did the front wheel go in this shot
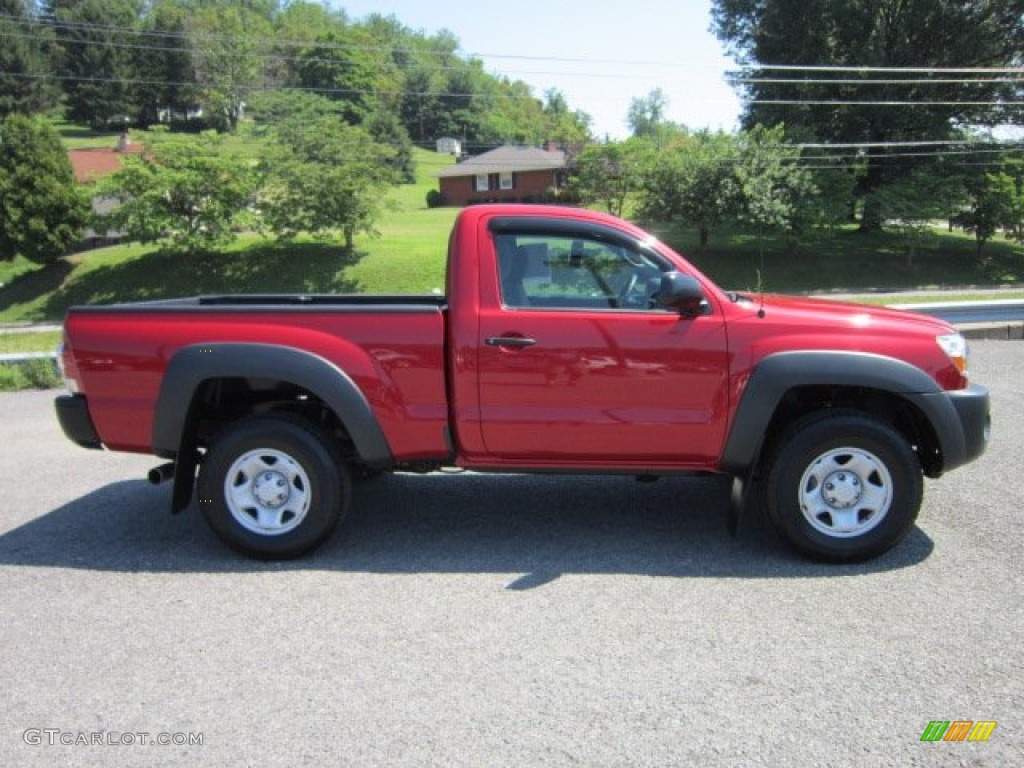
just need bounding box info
[765,412,923,562]
[198,414,350,559]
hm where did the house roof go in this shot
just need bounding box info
[69,143,145,183]
[436,145,565,178]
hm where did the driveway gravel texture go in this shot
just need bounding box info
[0,340,1020,767]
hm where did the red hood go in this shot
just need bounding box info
[722,292,966,389]
[754,294,955,336]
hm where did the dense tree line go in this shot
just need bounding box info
[711,0,1024,232]
[0,0,589,149]
[0,1,591,261]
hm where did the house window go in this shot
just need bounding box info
[475,174,490,192]
[500,172,514,191]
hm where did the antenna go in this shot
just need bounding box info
[757,226,766,318]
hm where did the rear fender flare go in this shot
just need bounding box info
[152,342,393,468]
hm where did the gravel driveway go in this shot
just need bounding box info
[1,340,1020,767]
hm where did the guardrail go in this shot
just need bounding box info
[0,352,58,363]
[895,300,1024,339]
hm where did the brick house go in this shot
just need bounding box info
[436,145,566,206]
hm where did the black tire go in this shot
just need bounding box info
[197,414,350,559]
[765,411,922,563]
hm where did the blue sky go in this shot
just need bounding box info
[331,0,743,138]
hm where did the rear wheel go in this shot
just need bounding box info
[765,411,922,562]
[198,414,350,559]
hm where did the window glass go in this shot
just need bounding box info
[475,174,489,192]
[499,172,514,190]
[495,232,668,310]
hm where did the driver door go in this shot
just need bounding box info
[477,226,730,467]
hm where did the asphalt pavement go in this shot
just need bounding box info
[0,341,1021,767]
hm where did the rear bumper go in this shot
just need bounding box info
[942,384,990,472]
[54,394,103,450]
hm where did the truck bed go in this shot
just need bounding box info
[63,295,451,459]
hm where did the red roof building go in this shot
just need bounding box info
[68,135,145,184]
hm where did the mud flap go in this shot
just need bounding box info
[728,473,751,537]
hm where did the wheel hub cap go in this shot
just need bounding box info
[223,449,312,536]
[798,448,893,539]
[252,470,290,508]
[822,471,862,509]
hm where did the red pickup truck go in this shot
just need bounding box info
[55,204,989,562]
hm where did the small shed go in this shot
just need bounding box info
[436,137,462,157]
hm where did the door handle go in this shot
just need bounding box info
[485,336,537,348]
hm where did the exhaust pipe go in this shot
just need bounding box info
[148,462,175,485]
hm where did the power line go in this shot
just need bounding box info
[12,14,1024,75]
[733,77,1024,85]
[751,99,1024,107]
[744,64,1024,74]
[8,68,1021,111]
[795,148,1024,161]
[0,27,717,83]
[789,140,1021,148]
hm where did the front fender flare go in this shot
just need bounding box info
[719,350,964,475]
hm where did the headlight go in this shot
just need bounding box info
[936,333,968,377]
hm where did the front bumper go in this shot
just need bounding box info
[54,394,103,450]
[943,384,990,472]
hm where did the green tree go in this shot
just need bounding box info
[962,170,1017,257]
[189,3,271,131]
[246,90,342,128]
[0,0,59,117]
[543,89,592,146]
[363,108,415,183]
[0,114,88,263]
[712,0,1024,230]
[872,169,948,265]
[294,29,401,125]
[261,117,397,249]
[53,0,142,130]
[96,131,260,254]
[133,0,198,126]
[734,125,817,241]
[627,88,668,139]
[572,138,653,217]
[396,30,459,141]
[638,131,741,249]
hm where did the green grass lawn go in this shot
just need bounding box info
[0,331,61,355]
[650,220,1024,295]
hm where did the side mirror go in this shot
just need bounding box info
[655,272,706,315]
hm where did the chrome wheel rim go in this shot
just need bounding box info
[798,447,893,538]
[224,449,311,536]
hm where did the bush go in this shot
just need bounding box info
[0,115,89,264]
[0,358,61,391]
[425,189,444,208]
